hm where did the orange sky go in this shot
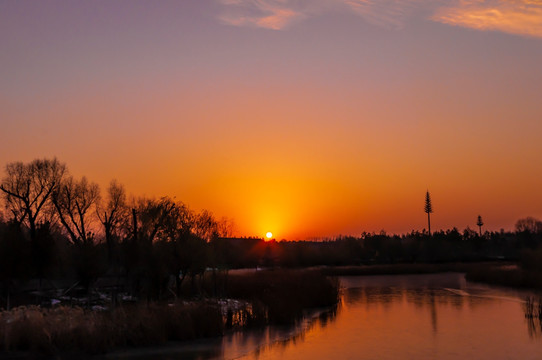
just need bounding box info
[1,1,542,239]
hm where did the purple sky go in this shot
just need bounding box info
[1,0,542,239]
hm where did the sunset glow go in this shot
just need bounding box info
[266,232,273,239]
[1,1,542,239]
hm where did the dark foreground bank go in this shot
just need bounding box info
[0,270,339,356]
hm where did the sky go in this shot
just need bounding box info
[1,0,542,240]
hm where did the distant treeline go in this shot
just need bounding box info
[223,226,542,267]
[1,158,542,305]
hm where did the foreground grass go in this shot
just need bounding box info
[0,302,223,355]
[0,270,339,356]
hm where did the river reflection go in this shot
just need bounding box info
[106,305,338,360]
[108,273,542,360]
[238,273,542,360]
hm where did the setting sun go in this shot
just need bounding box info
[266,232,273,239]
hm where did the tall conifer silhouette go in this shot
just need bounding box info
[477,215,484,236]
[424,191,433,236]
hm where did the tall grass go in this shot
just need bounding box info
[0,303,223,355]
[226,270,340,324]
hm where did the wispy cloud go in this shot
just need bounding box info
[217,0,420,30]
[217,0,308,30]
[433,0,542,38]
[217,0,542,38]
[344,0,420,29]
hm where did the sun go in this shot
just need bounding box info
[266,232,273,239]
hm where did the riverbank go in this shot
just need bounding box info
[0,270,339,356]
[320,261,542,291]
[465,265,542,290]
[320,261,509,277]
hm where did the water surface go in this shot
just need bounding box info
[110,273,542,360]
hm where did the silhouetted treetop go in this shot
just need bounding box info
[424,191,433,214]
[515,216,542,234]
[424,191,433,236]
[51,175,100,245]
[0,158,66,241]
[477,215,484,236]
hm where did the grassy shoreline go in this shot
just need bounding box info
[321,261,542,291]
[465,266,542,290]
[0,270,339,356]
[320,261,511,277]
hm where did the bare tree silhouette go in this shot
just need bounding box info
[97,179,127,263]
[424,191,433,236]
[51,176,100,245]
[0,158,66,242]
[217,216,236,237]
[477,215,484,236]
[134,197,178,244]
[515,217,542,233]
[194,209,219,242]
